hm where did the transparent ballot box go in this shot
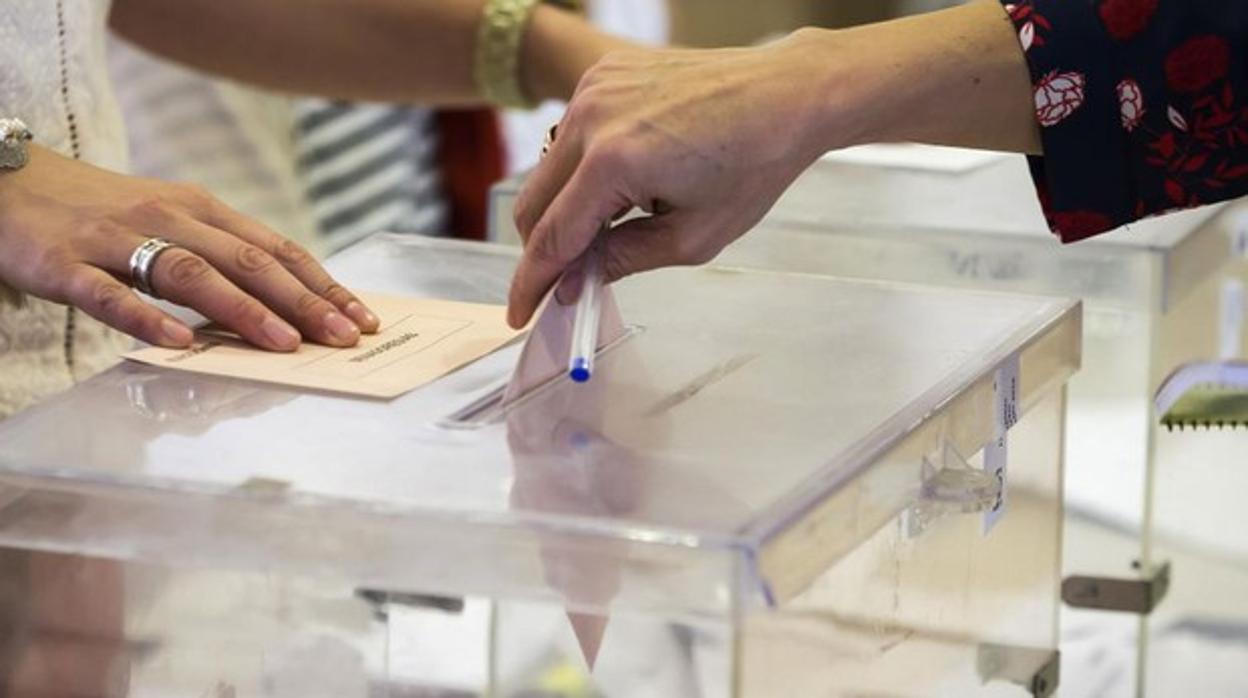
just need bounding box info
[731,149,1248,698]
[0,235,1079,697]
[491,149,1248,696]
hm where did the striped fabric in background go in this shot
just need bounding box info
[293,100,447,252]
[110,37,324,249]
[112,37,449,256]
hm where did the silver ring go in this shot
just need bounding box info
[540,123,558,159]
[128,238,178,298]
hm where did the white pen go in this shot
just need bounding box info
[568,240,604,383]
[538,122,603,384]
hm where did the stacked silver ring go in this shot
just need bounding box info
[540,123,558,159]
[128,238,177,298]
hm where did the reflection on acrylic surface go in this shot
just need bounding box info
[0,548,130,697]
[0,364,296,476]
[506,323,646,669]
[504,312,749,672]
[0,370,297,698]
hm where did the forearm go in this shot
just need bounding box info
[799,1,1040,154]
[109,0,616,105]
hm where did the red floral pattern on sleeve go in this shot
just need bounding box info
[1165,36,1230,93]
[1098,0,1158,40]
[1000,0,1248,242]
[1118,79,1146,130]
[1035,71,1088,126]
[1050,211,1114,237]
[1006,3,1052,49]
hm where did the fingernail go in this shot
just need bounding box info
[161,318,194,347]
[261,316,301,350]
[345,301,379,332]
[507,307,523,330]
[323,311,360,345]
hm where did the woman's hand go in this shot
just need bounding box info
[506,2,1039,328]
[506,33,837,328]
[0,146,378,351]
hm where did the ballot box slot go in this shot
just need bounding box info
[439,325,644,429]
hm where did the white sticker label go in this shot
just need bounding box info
[996,353,1020,434]
[984,353,1020,534]
[1221,278,1245,360]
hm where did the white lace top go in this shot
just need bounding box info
[0,0,132,419]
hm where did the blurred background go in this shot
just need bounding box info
[666,0,958,46]
[106,0,961,259]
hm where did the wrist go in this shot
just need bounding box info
[768,28,887,159]
[521,6,627,103]
[797,3,1040,154]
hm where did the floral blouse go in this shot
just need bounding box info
[1002,0,1248,242]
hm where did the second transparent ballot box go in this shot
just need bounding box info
[0,235,1079,696]
[741,150,1248,698]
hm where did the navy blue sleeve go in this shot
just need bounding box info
[1001,0,1248,242]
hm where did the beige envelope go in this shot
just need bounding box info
[124,292,523,399]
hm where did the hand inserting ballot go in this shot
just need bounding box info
[506,35,832,328]
[507,1,1049,328]
[0,146,379,351]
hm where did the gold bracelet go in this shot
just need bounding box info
[475,0,585,109]
[475,0,543,110]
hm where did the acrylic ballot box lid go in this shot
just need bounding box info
[0,235,1079,622]
[756,148,1235,311]
[773,147,1220,244]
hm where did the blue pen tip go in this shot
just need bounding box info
[570,358,591,383]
